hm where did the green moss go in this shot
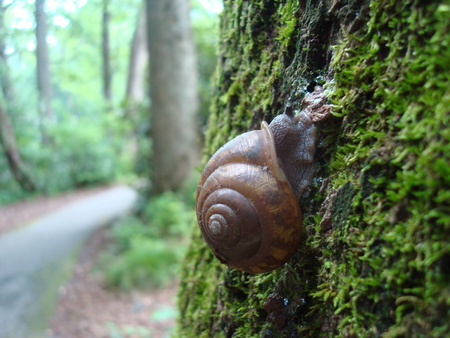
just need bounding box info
[178,0,449,336]
[314,0,450,336]
[276,0,300,49]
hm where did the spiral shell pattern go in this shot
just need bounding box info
[196,122,302,273]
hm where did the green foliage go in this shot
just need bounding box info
[191,0,221,123]
[105,322,151,338]
[131,105,152,179]
[0,156,28,204]
[101,191,195,289]
[1,113,132,198]
[143,192,194,238]
[0,0,140,203]
[1,0,220,205]
[104,305,177,337]
[103,236,183,289]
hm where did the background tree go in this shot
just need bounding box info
[35,0,53,142]
[0,0,14,104]
[146,0,199,194]
[0,0,36,192]
[177,0,449,336]
[0,103,37,192]
[101,0,111,103]
[125,6,147,113]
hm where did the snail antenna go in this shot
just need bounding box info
[284,104,294,117]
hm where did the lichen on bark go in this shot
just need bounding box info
[177,0,450,336]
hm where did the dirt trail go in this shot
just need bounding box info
[0,186,111,236]
[0,186,137,337]
[48,228,178,338]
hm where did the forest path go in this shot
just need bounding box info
[0,185,137,337]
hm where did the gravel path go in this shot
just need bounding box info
[0,186,137,338]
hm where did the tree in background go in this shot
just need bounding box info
[0,0,36,192]
[125,6,147,114]
[177,0,449,336]
[35,0,53,142]
[101,0,111,103]
[146,0,199,194]
[0,0,14,104]
[0,103,37,192]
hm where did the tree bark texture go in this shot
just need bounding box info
[102,0,112,103]
[35,0,53,133]
[126,7,148,109]
[147,0,199,194]
[177,0,449,336]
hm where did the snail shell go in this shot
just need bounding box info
[196,88,329,273]
[196,115,313,273]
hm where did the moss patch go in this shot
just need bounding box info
[312,0,450,336]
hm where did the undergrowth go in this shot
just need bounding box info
[99,183,196,289]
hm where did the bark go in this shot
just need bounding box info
[146,0,199,194]
[102,0,112,103]
[177,0,449,336]
[125,7,148,111]
[35,0,53,139]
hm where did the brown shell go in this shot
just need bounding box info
[196,122,302,273]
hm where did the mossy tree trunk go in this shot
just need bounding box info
[177,0,449,336]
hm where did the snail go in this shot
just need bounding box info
[196,86,331,273]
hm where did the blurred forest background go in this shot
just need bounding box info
[1,0,220,290]
[1,0,220,201]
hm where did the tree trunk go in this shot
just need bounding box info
[102,0,112,103]
[146,0,199,194]
[125,7,148,112]
[1,0,36,192]
[0,103,36,192]
[177,0,449,336]
[0,1,14,106]
[35,0,53,141]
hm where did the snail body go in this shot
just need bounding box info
[196,87,329,273]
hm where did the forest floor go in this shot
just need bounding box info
[0,188,177,338]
